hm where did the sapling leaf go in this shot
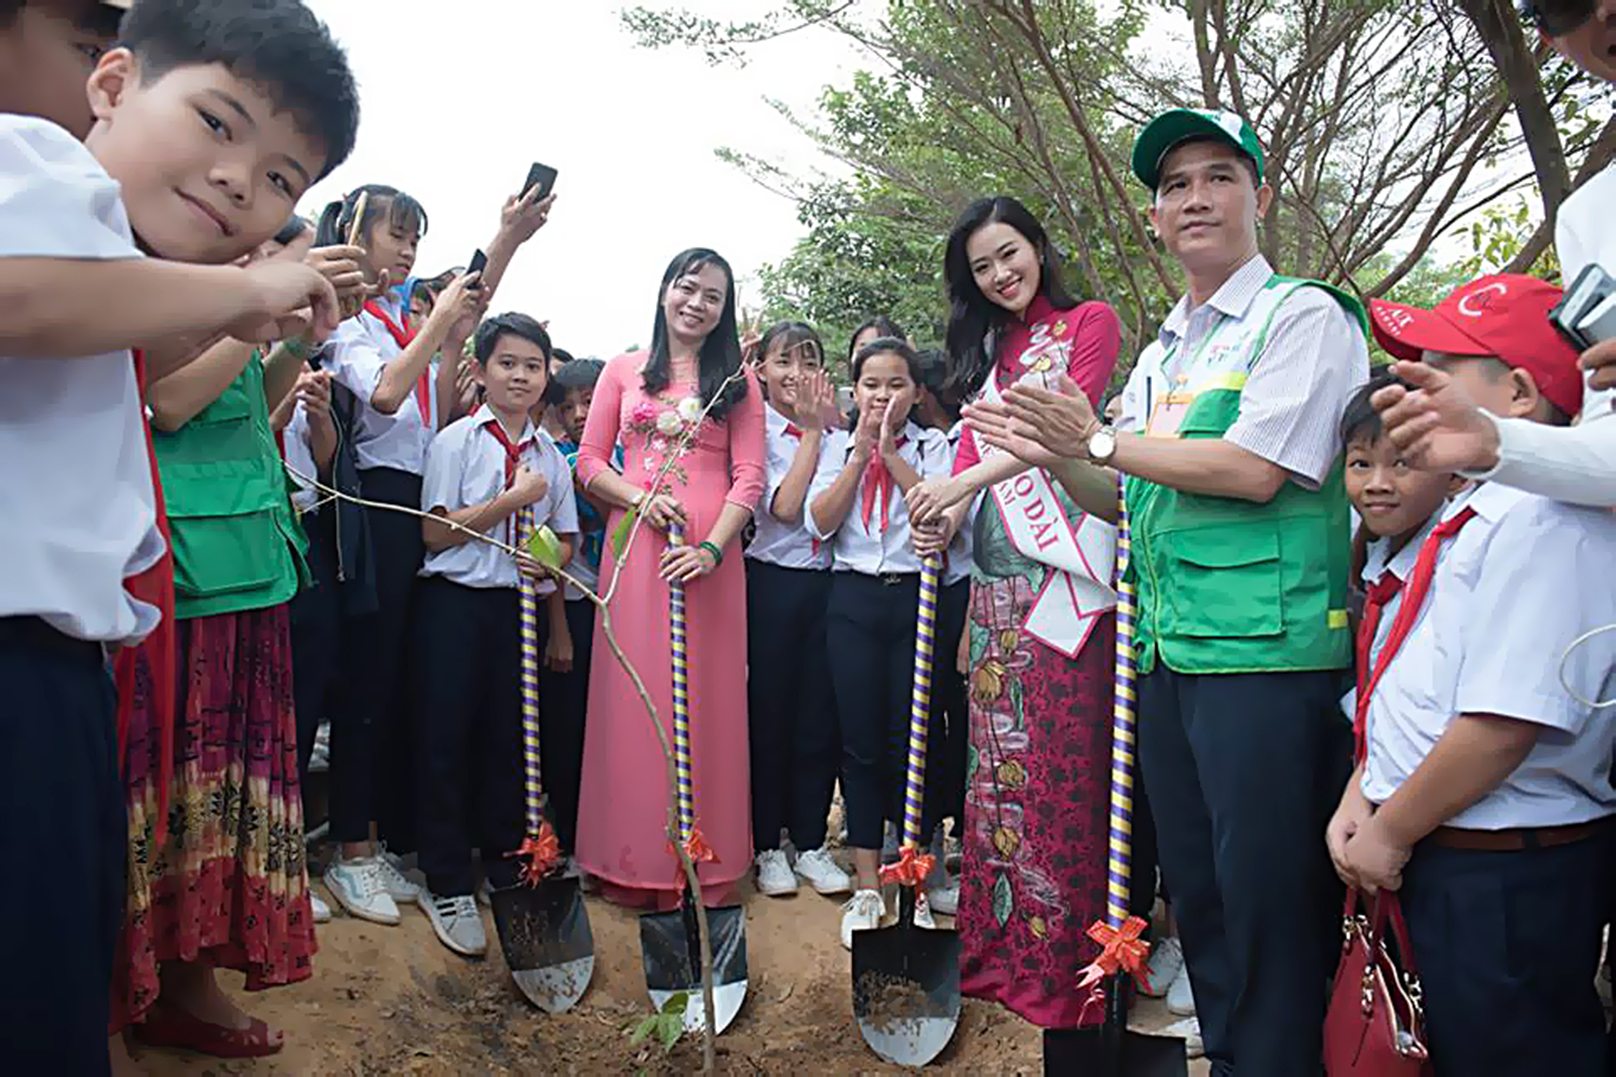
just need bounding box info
[527,524,563,568]
[657,1012,683,1050]
[611,505,638,559]
[659,990,690,1016]
[629,1015,658,1047]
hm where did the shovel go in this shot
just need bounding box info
[1043,477,1186,1076]
[640,523,748,1034]
[853,554,961,1068]
[489,509,595,1014]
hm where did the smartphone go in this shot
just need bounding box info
[465,249,487,289]
[1550,263,1616,350]
[522,162,558,202]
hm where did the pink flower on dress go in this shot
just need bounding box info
[629,401,659,427]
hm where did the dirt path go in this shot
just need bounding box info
[132,878,1208,1075]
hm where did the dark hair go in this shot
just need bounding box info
[119,0,359,179]
[758,320,825,366]
[554,357,607,394]
[944,196,1080,400]
[272,214,310,247]
[849,336,922,428]
[847,316,906,361]
[2,1,123,35]
[314,184,428,250]
[1340,371,1409,446]
[550,348,576,368]
[474,312,560,406]
[1154,136,1261,191]
[914,348,950,394]
[642,247,748,422]
[408,279,434,306]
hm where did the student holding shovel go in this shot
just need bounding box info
[807,338,954,950]
[413,312,578,957]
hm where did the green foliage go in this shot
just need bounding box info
[626,991,690,1054]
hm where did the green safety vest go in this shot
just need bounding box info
[153,352,308,620]
[1125,275,1366,675]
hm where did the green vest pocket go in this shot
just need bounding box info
[1159,524,1283,638]
[171,510,285,599]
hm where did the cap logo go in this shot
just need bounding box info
[1376,307,1416,332]
[1456,281,1508,317]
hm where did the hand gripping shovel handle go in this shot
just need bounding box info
[667,523,695,842]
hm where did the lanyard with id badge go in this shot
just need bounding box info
[1146,314,1233,438]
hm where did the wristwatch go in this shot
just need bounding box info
[1085,423,1118,465]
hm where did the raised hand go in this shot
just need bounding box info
[1373,361,1499,473]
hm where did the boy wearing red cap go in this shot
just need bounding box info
[1330,274,1616,1075]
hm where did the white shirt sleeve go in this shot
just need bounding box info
[1469,387,1616,509]
[805,430,852,541]
[323,319,388,401]
[0,116,142,261]
[421,424,463,513]
[1456,497,1616,734]
[1224,289,1369,487]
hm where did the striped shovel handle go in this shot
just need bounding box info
[517,507,546,840]
[1106,474,1139,930]
[900,555,943,850]
[667,522,694,841]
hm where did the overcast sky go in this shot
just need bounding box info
[299,1,857,359]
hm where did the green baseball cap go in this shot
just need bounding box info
[1131,108,1264,190]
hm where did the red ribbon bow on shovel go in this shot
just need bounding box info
[1076,914,1152,990]
[878,845,938,889]
[671,825,719,891]
[508,822,564,886]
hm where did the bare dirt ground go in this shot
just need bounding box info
[130,873,1209,1076]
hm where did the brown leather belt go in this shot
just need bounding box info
[1429,818,1611,852]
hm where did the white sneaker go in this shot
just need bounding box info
[912,890,937,929]
[793,847,852,895]
[310,890,331,924]
[325,857,401,925]
[754,849,798,896]
[421,891,488,957]
[925,880,959,916]
[377,848,423,904]
[841,889,885,950]
[1141,937,1184,998]
[1162,1017,1204,1059]
[1167,966,1196,1016]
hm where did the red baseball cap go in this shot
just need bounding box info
[1369,274,1583,418]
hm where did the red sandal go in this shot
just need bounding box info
[134,1006,285,1059]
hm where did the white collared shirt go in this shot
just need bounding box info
[0,115,165,644]
[806,421,953,576]
[1359,483,1616,829]
[746,403,832,570]
[420,405,579,591]
[323,300,440,475]
[1115,253,1368,489]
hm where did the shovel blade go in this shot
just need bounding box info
[852,918,962,1067]
[489,877,594,1013]
[640,900,749,1034]
[1042,1027,1189,1077]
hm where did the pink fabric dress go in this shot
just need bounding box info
[574,351,766,909]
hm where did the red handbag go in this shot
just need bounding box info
[1324,889,1433,1076]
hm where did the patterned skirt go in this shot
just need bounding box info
[112,605,316,1030]
[957,572,1115,1029]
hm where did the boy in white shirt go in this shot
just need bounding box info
[1330,274,1616,1075]
[413,312,578,958]
[0,0,353,1065]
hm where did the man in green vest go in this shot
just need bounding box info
[964,109,1369,1076]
